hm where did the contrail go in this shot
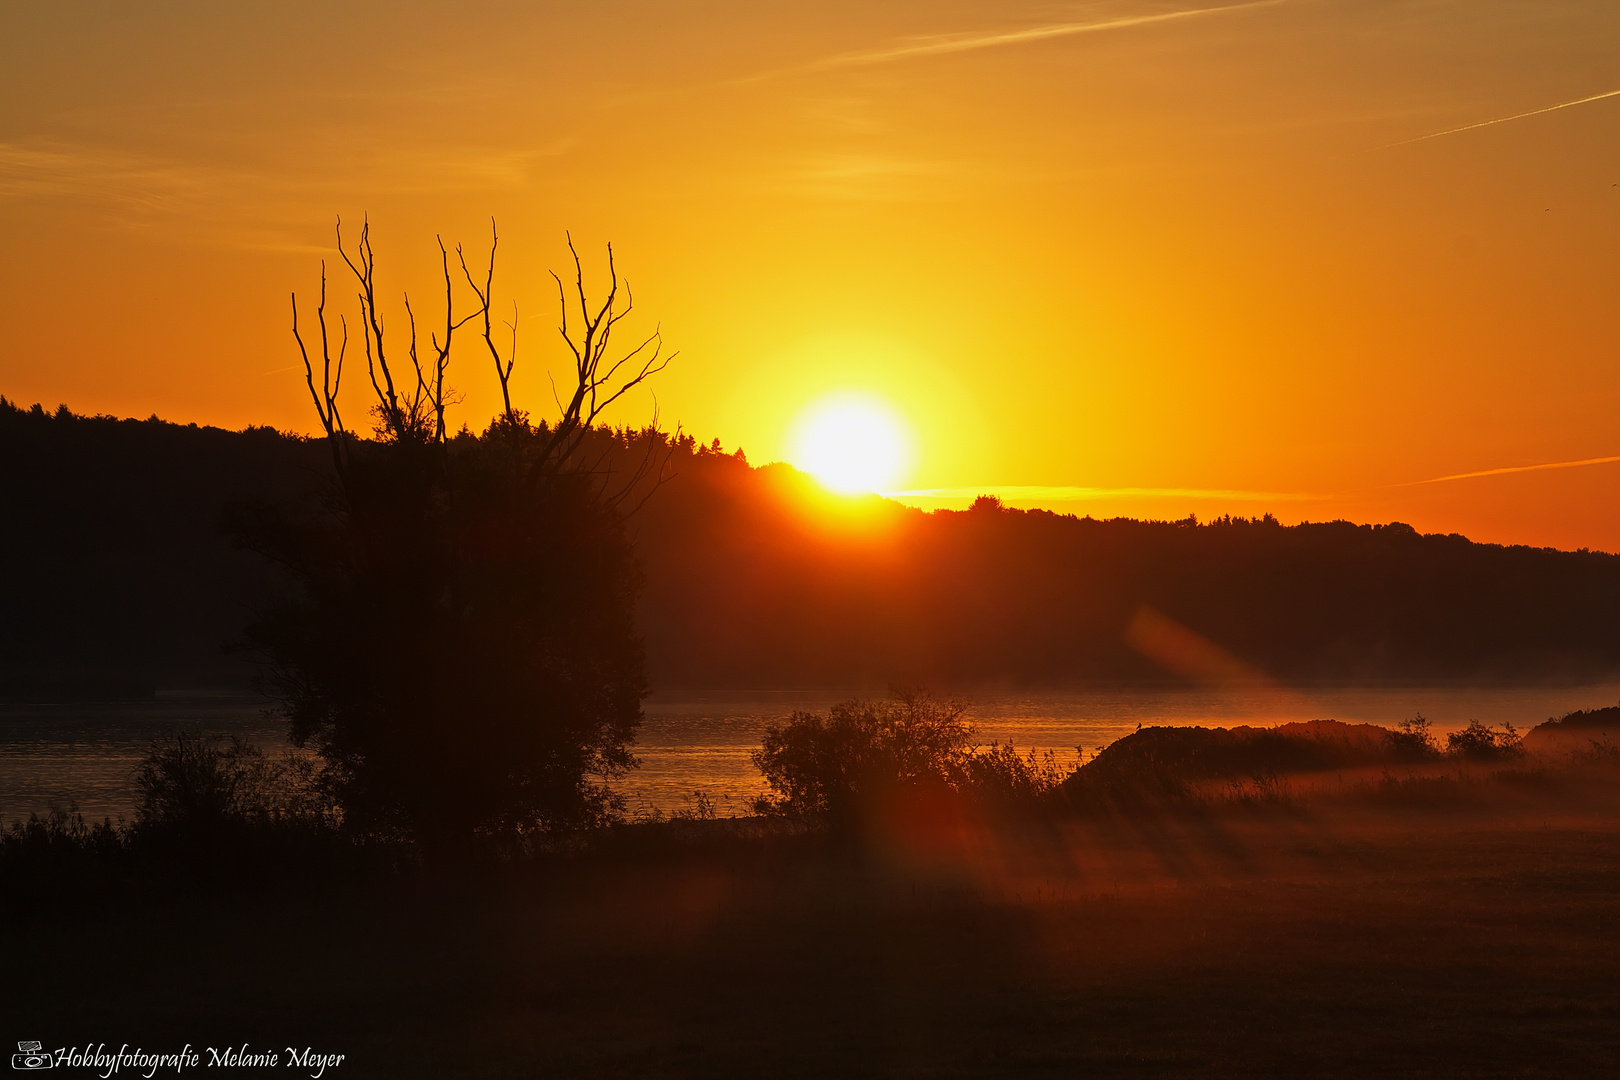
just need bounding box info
[1407,455,1620,486]
[739,0,1286,82]
[1385,88,1620,149]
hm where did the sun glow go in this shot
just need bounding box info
[788,393,912,494]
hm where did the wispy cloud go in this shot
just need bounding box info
[0,142,211,211]
[742,0,1287,82]
[887,484,1316,502]
[774,152,977,201]
[1405,455,1620,486]
[0,137,566,250]
[1384,88,1620,149]
[0,139,562,204]
[894,455,1620,507]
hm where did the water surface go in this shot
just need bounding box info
[4,683,1616,823]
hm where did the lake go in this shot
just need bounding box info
[4,682,1617,824]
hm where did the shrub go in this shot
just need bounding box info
[1385,714,1441,761]
[1446,720,1525,762]
[955,742,1069,809]
[0,805,126,910]
[751,692,1078,824]
[133,733,330,831]
[2,804,121,859]
[751,690,975,820]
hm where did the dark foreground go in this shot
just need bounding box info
[7,789,1620,1078]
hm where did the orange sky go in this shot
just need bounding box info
[2,1,1618,548]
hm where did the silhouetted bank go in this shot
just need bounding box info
[7,397,1620,696]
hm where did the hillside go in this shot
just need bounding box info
[5,398,1620,696]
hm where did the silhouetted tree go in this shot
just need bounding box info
[751,690,975,821]
[243,219,672,843]
[1384,715,1441,762]
[1445,720,1525,762]
[750,690,1073,825]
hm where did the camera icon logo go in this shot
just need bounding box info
[11,1042,53,1070]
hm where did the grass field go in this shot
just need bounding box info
[8,772,1620,1078]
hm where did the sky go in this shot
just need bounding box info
[2,0,1618,549]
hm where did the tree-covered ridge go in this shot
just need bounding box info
[632,452,1620,687]
[6,395,1620,696]
[0,396,325,696]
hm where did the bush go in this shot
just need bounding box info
[0,805,126,910]
[751,690,975,821]
[1446,720,1525,762]
[750,691,1076,825]
[1385,714,1441,761]
[955,742,1069,809]
[2,804,121,860]
[133,733,330,831]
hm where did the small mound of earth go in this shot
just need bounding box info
[1059,719,1405,805]
[1522,704,1620,757]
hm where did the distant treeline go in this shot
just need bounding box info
[5,397,1620,696]
[0,400,327,696]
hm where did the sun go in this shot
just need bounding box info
[788,393,911,494]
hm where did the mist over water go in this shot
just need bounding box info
[6,684,1619,823]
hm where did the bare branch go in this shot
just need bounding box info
[339,215,406,441]
[431,235,456,442]
[404,293,428,430]
[329,314,348,437]
[566,231,592,331]
[290,261,348,481]
[297,222,672,501]
[458,220,513,427]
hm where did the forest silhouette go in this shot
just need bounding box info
[6,393,1620,699]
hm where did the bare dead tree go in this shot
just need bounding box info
[272,216,683,839]
[292,216,677,508]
